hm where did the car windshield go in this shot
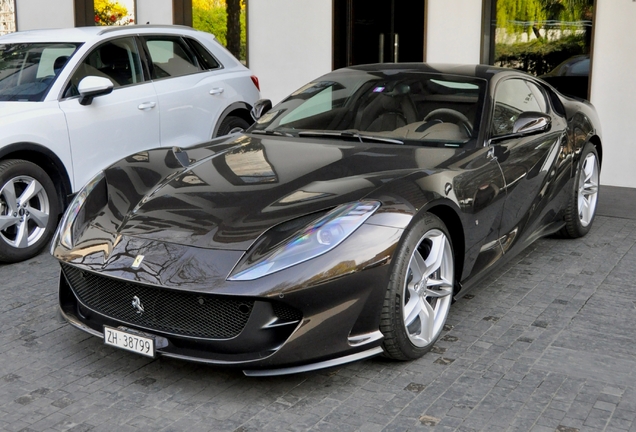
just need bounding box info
[251,69,487,146]
[0,43,81,102]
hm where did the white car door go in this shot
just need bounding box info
[59,37,160,190]
[141,35,228,148]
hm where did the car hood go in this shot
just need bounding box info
[0,101,49,123]
[89,134,458,251]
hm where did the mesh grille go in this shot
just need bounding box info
[272,302,302,322]
[61,263,254,339]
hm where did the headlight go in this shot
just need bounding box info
[52,171,105,251]
[228,201,380,281]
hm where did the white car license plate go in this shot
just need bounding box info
[104,326,155,358]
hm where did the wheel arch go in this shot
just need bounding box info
[588,135,603,167]
[212,102,254,137]
[0,142,72,214]
[422,203,466,294]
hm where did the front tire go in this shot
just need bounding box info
[562,142,600,238]
[381,213,455,360]
[0,159,59,263]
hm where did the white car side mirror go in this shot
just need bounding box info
[78,76,114,106]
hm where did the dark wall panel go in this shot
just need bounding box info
[74,0,95,27]
[173,0,192,26]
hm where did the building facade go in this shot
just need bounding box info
[247,1,636,189]
[9,0,636,188]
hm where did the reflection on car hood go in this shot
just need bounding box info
[91,134,457,251]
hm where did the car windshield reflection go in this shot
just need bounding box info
[251,69,487,146]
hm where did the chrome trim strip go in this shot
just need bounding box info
[242,347,384,377]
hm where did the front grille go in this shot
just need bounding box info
[61,263,254,339]
[272,302,302,322]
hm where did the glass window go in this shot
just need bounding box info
[65,38,143,98]
[185,38,221,70]
[492,79,543,136]
[144,36,200,79]
[251,70,486,146]
[482,0,594,100]
[527,81,547,113]
[0,43,80,102]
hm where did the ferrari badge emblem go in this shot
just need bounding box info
[132,296,144,314]
[132,255,145,269]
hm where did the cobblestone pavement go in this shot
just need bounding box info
[1,215,636,432]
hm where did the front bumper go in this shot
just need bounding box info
[55,224,401,374]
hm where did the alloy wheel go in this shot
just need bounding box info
[578,152,599,227]
[0,175,50,248]
[402,228,454,347]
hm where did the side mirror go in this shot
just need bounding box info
[78,76,114,106]
[512,111,552,135]
[251,99,272,121]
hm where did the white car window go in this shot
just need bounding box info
[0,43,79,101]
[65,37,143,98]
[144,37,201,79]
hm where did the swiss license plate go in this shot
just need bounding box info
[104,326,155,358]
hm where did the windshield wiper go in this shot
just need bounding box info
[250,129,293,137]
[297,130,404,145]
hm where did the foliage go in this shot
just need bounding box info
[497,0,547,37]
[94,0,133,26]
[497,0,593,37]
[494,0,593,75]
[192,0,246,62]
[495,33,586,75]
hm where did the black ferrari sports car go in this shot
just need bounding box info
[52,64,601,376]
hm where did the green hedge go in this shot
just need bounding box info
[495,34,587,75]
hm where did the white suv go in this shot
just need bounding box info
[0,25,260,262]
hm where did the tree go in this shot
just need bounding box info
[94,0,133,26]
[226,0,241,58]
[192,0,247,62]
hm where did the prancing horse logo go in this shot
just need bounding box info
[132,255,144,269]
[132,296,144,314]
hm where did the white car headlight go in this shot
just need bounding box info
[228,201,380,281]
[53,171,105,251]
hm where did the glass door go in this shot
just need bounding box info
[333,0,425,69]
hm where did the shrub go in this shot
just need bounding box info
[495,34,586,75]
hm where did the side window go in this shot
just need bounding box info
[143,36,201,79]
[492,79,543,136]
[527,81,548,113]
[65,37,143,98]
[185,38,222,70]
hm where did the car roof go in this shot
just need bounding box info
[0,25,209,44]
[346,63,523,81]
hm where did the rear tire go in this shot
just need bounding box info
[381,213,455,360]
[216,116,251,137]
[0,159,59,263]
[561,142,600,238]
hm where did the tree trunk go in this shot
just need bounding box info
[226,0,241,58]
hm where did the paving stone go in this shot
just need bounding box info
[1,216,636,430]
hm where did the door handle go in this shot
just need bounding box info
[138,101,156,110]
[487,147,496,159]
[209,88,224,95]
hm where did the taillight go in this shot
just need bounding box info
[250,75,260,91]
